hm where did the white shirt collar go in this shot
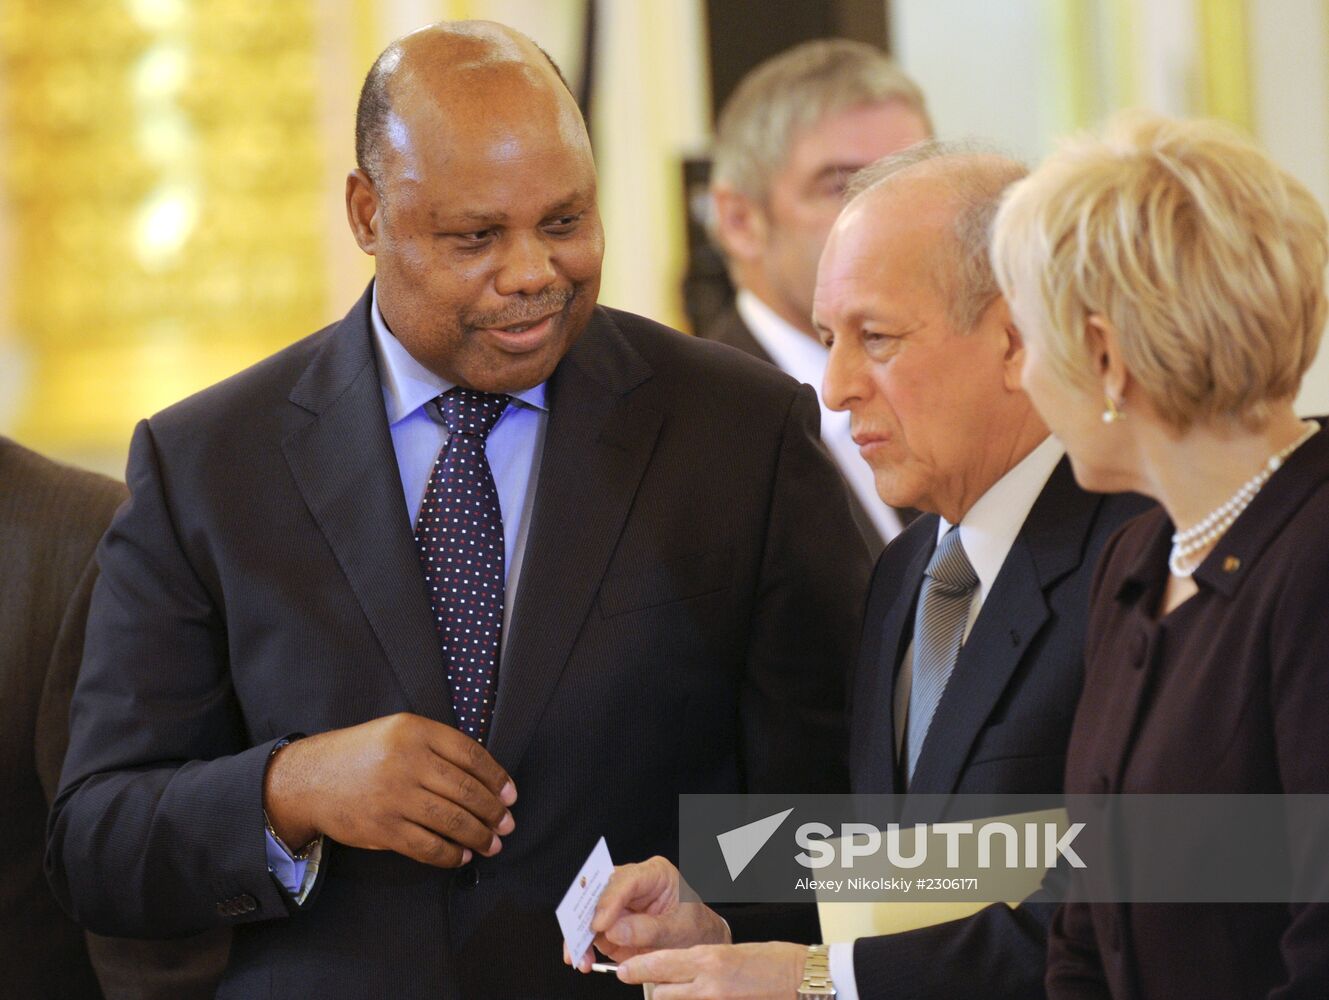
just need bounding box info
[938,434,1065,604]
[734,289,828,390]
[369,284,547,426]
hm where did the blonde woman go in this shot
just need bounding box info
[991,112,1329,999]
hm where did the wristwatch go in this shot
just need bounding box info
[797,944,836,998]
[264,734,317,860]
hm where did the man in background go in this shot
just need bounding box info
[0,436,228,998]
[701,40,932,553]
[582,144,1152,999]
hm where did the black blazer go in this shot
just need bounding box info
[2,439,121,999]
[48,289,871,1000]
[0,439,229,999]
[847,458,1151,1000]
[1050,421,1329,1000]
[700,305,895,555]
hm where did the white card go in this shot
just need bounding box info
[557,836,614,965]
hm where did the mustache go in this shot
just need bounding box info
[466,288,574,329]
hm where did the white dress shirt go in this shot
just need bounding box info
[735,290,902,544]
[828,433,1064,999]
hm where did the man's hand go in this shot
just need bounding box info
[262,712,516,868]
[564,856,730,971]
[616,941,807,999]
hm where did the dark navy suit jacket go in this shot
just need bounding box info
[48,288,870,999]
[847,458,1151,1000]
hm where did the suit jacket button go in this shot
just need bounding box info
[456,863,480,889]
[215,901,231,916]
[239,893,257,913]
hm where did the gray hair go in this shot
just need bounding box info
[711,39,931,203]
[847,139,1028,332]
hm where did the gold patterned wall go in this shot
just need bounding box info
[0,0,714,468]
[0,0,327,460]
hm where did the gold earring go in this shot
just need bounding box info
[1101,396,1124,424]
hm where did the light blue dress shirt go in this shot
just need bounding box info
[266,288,549,897]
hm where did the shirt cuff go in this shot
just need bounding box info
[828,941,861,1000]
[264,826,324,905]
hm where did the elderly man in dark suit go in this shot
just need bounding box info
[582,146,1151,1000]
[46,20,868,1000]
[700,40,933,554]
[1,437,228,999]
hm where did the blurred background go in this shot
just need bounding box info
[2,0,1327,475]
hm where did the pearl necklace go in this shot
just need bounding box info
[1169,420,1319,577]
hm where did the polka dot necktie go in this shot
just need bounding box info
[415,387,511,743]
[904,526,978,784]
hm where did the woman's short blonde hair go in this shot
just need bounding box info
[991,111,1328,430]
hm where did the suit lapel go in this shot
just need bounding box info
[703,306,775,366]
[281,287,455,724]
[907,459,1102,798]
[485,309,660,773]
[853,528,933,794]
[709,306,889,552]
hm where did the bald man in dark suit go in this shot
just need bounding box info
[47,22,867,999]
[575,147,1154,1000]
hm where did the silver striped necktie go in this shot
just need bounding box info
[904,526,978,783]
